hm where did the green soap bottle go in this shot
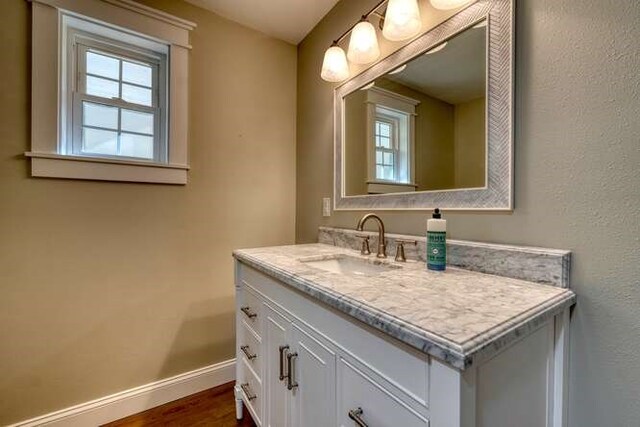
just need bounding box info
[427,208,446,271]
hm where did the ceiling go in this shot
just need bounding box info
[184,0,341,44]
[385,24,486,105]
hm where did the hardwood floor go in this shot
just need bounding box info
[103,382,256,427]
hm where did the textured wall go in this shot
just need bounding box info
[296,0,640,426]
[0,0,296,423]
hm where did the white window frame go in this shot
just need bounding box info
[373,115,400,181]
[27,0,195,184]
[365,86,420,193]
[64,24,168,163]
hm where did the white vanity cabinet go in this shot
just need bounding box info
[234,260,569,427]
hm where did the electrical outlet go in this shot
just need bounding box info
[322,197,331,217]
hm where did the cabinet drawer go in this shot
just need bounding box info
[338,357,429,427]
[239,286,262,336]
[239,320,261,379]
[239,357,262,425]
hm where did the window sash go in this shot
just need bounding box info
[374,117,400,181]
[66,29,167,163]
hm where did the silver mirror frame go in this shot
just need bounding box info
[334,0,514,211]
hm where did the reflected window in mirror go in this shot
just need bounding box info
[343,21,487,196]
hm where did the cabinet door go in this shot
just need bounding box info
[264,303,291,427]
[290,322,337,427]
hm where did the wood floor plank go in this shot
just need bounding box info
[102,382,256,426]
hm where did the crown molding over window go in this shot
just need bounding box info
[27,0,195,184]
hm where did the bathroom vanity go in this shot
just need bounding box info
[233,228,575,427]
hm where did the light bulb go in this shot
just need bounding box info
[430,0,473,10]
[382,0,422,42]
[320,45,350,82]
[388,64,407,75]
[347,20,380,64]
[473,20,487,29]
[425,42,447,54]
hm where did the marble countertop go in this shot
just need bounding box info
[233,243,576,370]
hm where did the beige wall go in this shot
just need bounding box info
[0,0,296,424]
[296,1,640,426]
[454,97,485,188]
[343,89,368,195]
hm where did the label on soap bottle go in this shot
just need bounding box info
[427,231,446,271]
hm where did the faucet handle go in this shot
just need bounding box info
[355,233,371,255]
[394,239,417,262]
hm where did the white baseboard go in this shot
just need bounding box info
[10,358,236,427]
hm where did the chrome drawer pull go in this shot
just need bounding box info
[278,345,289,381]
[286,352,299,390]
[240,383,257,401]
[240,345,257,360]
[348,408,368,427]
[240,306,257,319]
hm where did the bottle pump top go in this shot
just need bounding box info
[432,208,441,219]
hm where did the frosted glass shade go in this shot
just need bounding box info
[382,0,422,42]
[430,0,472,10]
[347,21,380,64]
[321,45,350,82]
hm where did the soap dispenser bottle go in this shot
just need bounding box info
[427,208,446,271]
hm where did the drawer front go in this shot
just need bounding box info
[338,357,429,427]
[239,319,262,379]
[239,285,262,336]
[238,262,429,407]
[239,357,263,425]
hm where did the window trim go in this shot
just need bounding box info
[364,86,419,191]
[27,0,195,184]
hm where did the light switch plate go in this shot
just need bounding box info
[322,197,331,217]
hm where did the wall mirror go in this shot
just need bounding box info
[334,0,513,210]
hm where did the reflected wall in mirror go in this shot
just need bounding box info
[344,22,486,196]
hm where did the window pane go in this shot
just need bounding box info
[376,165,384,180]
[384,166,394,181]
[380,136,390,149]
[83,102,118,129]
[122,61,152,87]
[86,76,119,99]
[122,84,152,106]
[380,123,391,137]
[384,152,394,166]
[120,133,154,159]
[121,109,154,135]
[376,151,382,164]
[86,51,119,80]
[82,128,118,155]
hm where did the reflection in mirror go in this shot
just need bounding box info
[343,21,486,196]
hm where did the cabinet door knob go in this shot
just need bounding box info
[348,407,368,426]
[278,345,289,381]
[240,306,257,319]
[240,345,257,360]
[286,352,299,390]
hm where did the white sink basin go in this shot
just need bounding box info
[300,254,400,276]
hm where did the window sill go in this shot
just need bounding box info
[25,152,189,184]
[367,181,418,194]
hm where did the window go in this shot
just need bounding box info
[61,16,167,163]
[374,118,398,181]
[64,20,167,163]
[365,87,419,193]
[28,0,194,184]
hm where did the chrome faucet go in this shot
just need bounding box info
[356,213,386,258]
